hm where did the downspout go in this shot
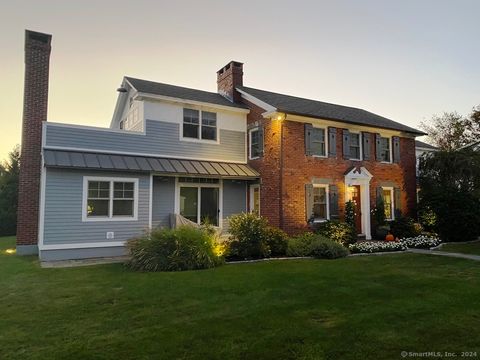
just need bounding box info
[279,114,286,230]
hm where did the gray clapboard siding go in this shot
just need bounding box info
[152,176,175,228]
[45,120,246,162]
[43,168,150,245]
[222,180,247,231]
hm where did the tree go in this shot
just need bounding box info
[418,148,480,242]
[0,146,20,236]
[420,107,480,151]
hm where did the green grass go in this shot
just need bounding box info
[439,241,480,256]
[1,236,480,360]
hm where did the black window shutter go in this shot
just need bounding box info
[375,133,382,161]
[328,127,336,157]
[305,184,314,221]
[258,126,264,157]
[394,187,401,214]
[329,185,339,219]
[343,129,350,159]
[362,132,371,160]
[393,136,400,163]
[304,124,313,156]
[376,186,384,206]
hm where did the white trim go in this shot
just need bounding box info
[249,184,260,214]
[312,183,330,222]
[134,92,250,114]
[349,131,362,161]
[311,124,328,158]
[236,88,276,113]
[39,241,126,250]
[38,141,47,249]
[248,127,261,160]
[345,167,373,240]
[382,186,395,221]
[45,122,146,136]
[180,108,220,145]
[43,145,248,165]
[82,176,139,222]
[149,174,153,229]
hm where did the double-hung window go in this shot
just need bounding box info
[249,128,262,159]
[379,137,391,162]
[311,128,326,157]
[183,108,217,141]
[350,133,361,160]
[84,177,138,221]
[382,187,394,221]
[311,185,329,222]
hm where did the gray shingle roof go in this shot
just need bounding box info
[125,77,247,110]
[415,140,437,150]
[43,150,259,178]
[238,86,425,135]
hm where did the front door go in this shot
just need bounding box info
[350,185,362,234]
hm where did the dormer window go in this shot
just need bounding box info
[183,108,217,141]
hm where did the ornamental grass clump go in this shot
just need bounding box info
[349,241,407,254]
[126,226,223,272]
[399,235,441,249]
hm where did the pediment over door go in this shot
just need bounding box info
[344,166,373,184]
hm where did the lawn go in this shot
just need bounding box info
[439,241,480,256]
[1,236,480,360]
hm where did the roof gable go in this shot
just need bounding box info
[238,86,425,135]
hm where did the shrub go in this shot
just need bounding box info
[227,213,270,259]
[126,226,223,272]
[264,226,288,257]
[310,237,349,259]
[344,200,355,228]
[400,235,441,249]
[418,206,438,233]
[389,215,419,239]
[349,241,407,254]
[286,232,318,257]
[316,220,356,246]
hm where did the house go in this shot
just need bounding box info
[16,30,425,261]
[415,140,438,174]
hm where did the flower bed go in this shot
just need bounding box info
[399,235,441,249]
[349,241,407,254]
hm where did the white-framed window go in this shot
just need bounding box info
[177,178,221,227]
[311,184,329,222]
[82,177,139,222]
[249,128,262,159]
[382,187,395,220]
[311,127,327,157]
[379,137,392,163]
[249,184,260,215]
[349,132,362,160]
[182,108,218,141]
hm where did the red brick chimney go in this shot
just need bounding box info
[16,30,52,255]
[217,61,243,103]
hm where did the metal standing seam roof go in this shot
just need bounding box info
[43,150,259,178]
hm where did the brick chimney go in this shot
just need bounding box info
[217,61,243,103]
[16,30,52,255]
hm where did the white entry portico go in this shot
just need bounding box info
[344,166,373,240]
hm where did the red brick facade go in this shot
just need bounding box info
[217,61,418,236]
[16,30,52,249]
[248,116,417,235]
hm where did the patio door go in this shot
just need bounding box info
[179,186,219,226]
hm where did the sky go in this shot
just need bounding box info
[1,0,479,160]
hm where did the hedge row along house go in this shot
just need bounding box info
[17,30,425,261]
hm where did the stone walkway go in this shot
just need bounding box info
[408,249,480,262]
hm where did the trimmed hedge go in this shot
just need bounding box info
[287,232,349,259]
